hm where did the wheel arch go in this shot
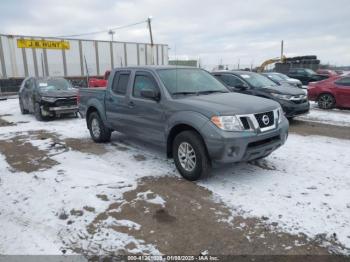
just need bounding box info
[167,123,209,159]
[316,92,335,101]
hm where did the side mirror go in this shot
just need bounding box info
[140,89,160,101]
[235,83,248,90]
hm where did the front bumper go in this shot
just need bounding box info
[278,100,310,118]
[202,118,289,164]
[41,105,79,116]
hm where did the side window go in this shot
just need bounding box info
[111,72,130,95]
[220,74,244,87]
[335,77,350,87]
[133,73,158,99]
[25,78,34,89]
[297,69,307,76]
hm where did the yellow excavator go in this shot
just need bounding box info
[257,55,287,72]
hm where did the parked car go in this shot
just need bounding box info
[308,76,350,109]
[261,72,302,88]
[287,68,329,85]
[79,66,289,181]
[316,69,338,77]
[19,77,78,121]
[212,71,309,119]
[88,70,111,88]
[335,70,344,75]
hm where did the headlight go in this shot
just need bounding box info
[277,107,284,123]
[41,96,57,103]
[271,93,292,100]
[211,115,243,131]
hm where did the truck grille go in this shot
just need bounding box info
[254,111,274,128]
[55,97,77,107]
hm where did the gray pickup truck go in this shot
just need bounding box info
[79,66,289,180]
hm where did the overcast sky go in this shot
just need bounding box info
[1,0,349,68]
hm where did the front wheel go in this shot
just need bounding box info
[318,94,335,109]
[34,103,45,121]
[88,112,111,143]
[172,131,210,181]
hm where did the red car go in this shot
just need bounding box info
[316,69,338,77]
[308,76,350,109]
[88,70,110,88]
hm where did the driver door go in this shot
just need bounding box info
[124,71,166,145]
[22,78,35,112]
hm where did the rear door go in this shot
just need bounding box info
[124,70,165,144]
[334,77,350,107]
[105,70,132,132]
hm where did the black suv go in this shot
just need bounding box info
[287,68,328,85]
[212,71,309,119]
[19,77,78,121]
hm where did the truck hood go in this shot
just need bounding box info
[263,84,305,95]
[39,88,78,98]
[173,92,280,116]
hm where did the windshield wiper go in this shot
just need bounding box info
[172,91,198,96]
[196,90,229,95]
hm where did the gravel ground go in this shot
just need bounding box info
[0,98,350,258]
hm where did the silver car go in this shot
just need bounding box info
[262,72,302,88]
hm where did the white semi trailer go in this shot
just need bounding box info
[0,34,168,79]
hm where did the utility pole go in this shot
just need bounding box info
[147,16,154,65]
[281,40,284,60]
[108,30,115,42]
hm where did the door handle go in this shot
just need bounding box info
[128,101,135,108]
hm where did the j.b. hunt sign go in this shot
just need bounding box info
[17,39,70,50]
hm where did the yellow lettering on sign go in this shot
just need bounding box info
[17,39,70,50]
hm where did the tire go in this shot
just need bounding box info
[34,103,44,121]
[19,98,28,114]
[318,94,335,109]
[172,130,210,181]
[88,112,111,143]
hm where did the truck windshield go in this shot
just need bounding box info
[237,73,277,89]
[157,68,228,95]
[38,78,73,91]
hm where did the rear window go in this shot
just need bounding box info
[112,72,130,95]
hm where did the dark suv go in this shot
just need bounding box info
[287,68,328,85]
[212,71,309,119]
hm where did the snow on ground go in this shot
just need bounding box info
[296,102,350,127]
[0,98,350,254]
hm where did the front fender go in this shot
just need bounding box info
[166,111,210,138]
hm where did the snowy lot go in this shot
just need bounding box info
[0,98,350,256]
[296,102,350,127]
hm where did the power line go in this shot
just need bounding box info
[55,19,148,38]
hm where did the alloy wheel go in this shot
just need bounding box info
[178,142,197,172]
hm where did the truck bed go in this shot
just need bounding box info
[78,88,106,119]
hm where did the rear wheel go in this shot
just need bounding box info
[19,98,28,114]
[318,94,335,109]
[88,112,111,143]
[173,131,210,181]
